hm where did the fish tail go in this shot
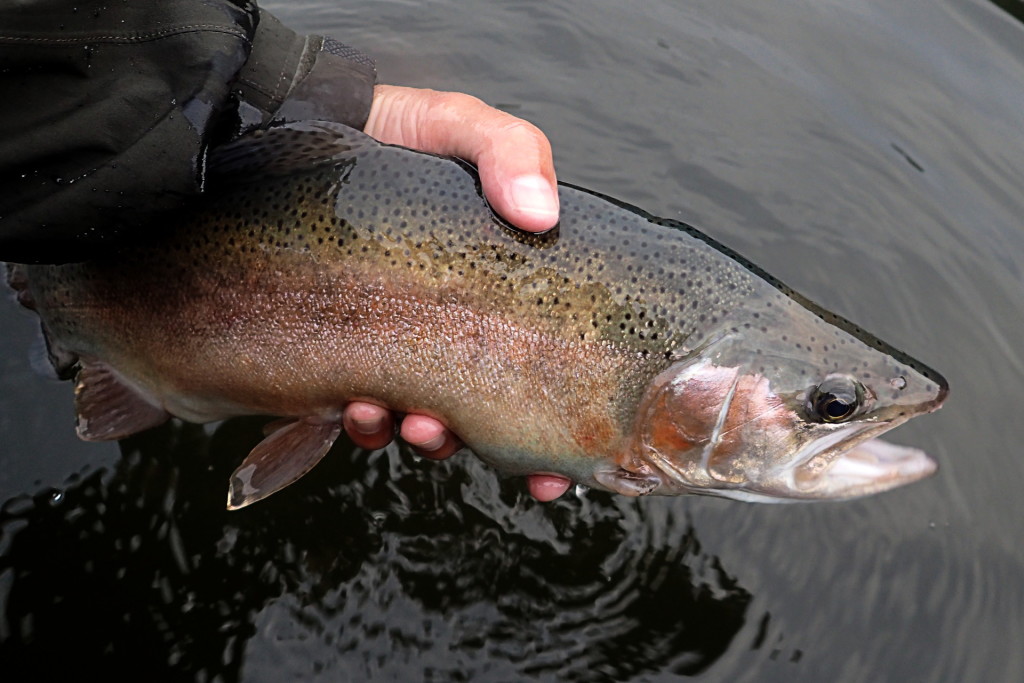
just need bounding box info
[4,263,79,380]
[4,262,34,310]
[38,325,80,382]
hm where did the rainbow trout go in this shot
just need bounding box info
[8,122,947,509]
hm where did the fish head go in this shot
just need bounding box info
[619,304,948,502]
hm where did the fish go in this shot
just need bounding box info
[6,121,948,510]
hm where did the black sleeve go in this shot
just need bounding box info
[0,1,376,264]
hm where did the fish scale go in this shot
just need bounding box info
[9,121,947,508]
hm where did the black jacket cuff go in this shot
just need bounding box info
[233,10,377,132]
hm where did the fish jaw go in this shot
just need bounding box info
[602,352,946,502]
[787,431,937,501]
[704,422,939,503]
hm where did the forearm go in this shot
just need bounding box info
[0,0,375,263]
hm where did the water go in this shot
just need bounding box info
[2,0,1023,680]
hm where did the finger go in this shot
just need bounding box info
[401,413,464,460]
[527,474,572,501]
[342,402,395,450]
[365,84,559,233]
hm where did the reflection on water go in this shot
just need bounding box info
[1,419,749,679]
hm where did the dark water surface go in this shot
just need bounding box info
[2,0,1023,680]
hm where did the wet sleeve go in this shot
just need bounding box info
[0,1,376,264]
[232,10,377,134]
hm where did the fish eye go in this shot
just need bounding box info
[808,375,863,424]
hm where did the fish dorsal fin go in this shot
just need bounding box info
[74,362,170,441]
[206,121,378,185]
[227,418,343,510]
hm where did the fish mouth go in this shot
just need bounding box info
[784,420,937,500]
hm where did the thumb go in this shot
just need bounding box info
[364,85,559,233]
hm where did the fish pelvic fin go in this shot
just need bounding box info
[227,419,343,511]
[74,362,171,440]
[593,466,662,496]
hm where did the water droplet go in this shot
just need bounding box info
[48,489,65,506]
[574,484,590,498]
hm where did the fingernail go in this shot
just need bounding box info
[416,433,446,452]
[349,417,380,435]
[509,175,559,224]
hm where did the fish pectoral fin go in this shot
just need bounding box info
[594,467,662,496]
[227,419,343,511]
[74,362,170,441]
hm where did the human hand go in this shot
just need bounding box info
[341,84,571,502]
[365,84,560,232]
